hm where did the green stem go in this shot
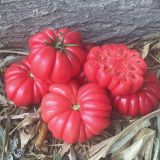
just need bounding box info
[44,33,79,52]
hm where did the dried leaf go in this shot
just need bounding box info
[0,49,28,55]
[68,145,76,160]
[2,118,11,160]
[152,41,160,50]
[153,115,160,160]
[0,126,4,151]
[111,141,130,158]
[153,138,159,160]
[6,154,13,160]
[157,114,160,136]
[112,139,144,160]
[112,128,155,160]
[142,32,160,41]
[142,134,155,160]
[0,112,39,121]
[114,122,122,134]
[58,143,70,158]
[89,109,160,160]
[89,136,114,157]
[55,154,62,160]
[0,154,13,160]
[0,55,21,68]
[133,128,155,142]
[133,128,155,160]
[110,121,150,153]
[9,117,36,135]
[0,95,9,106]
[150,54,160,64]
[20,129,33,150]
[79,143,90,160]
[141,43,150,59]
[89,120,150,160]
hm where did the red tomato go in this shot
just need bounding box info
[29,28,86,83]
[76,44,94,85]
[84,44,147,96]
[41,80,112,144]
[112,72,160,116]
[5,57,49,107]
[84,44,94,52]
[76,71,89,85]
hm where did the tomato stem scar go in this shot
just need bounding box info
[72,104,80,110]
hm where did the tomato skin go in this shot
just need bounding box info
[84,44,94,52]
[76,71,89,85]
[29,28,86,83]
[112,72,160,117]
[75,44,95,85]
[41,80,112,144]
[5,57,49,107]
[84,44,147,96]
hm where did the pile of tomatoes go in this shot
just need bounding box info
[4,28,160,144]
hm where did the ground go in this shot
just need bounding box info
[0,32,160,160]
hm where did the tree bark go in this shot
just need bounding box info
[0,0,160,48]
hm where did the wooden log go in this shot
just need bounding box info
[0,0,160,48]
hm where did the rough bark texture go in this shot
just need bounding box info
[0,0,160,48]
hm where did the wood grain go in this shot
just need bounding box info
[0,0,160,48]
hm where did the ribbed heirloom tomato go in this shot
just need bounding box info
[5,57,49,107]
[76,44,93,85]
[76,71,89,85]
[84,44,147,96]
[41,80,112,144]
[112,72,160,116]
[29,28,86,83]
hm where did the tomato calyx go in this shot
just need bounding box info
[72,104,80,110]
[45,33,79,52]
